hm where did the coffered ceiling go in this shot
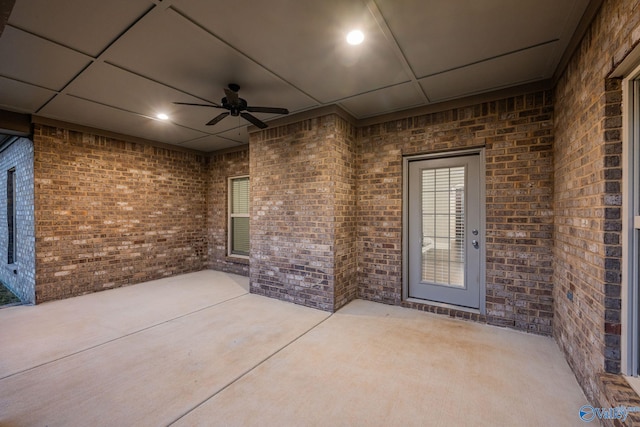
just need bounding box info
[0,0,595,152]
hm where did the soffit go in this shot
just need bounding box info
[0,0,593,152]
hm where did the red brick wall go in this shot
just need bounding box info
[358,92,555,334]
[331,116,358,310]
[249,114,357,311]
[207,148,250,276]
[553,0,639,406]
[33,125,207,302]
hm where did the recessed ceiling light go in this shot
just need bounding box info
[346,30,364,45]
[156,113,169,120]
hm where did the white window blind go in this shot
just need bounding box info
[421,166,465,286]
[229,176,250,257]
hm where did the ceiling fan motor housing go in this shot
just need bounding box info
[222,97,248,116]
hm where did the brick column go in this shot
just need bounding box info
[249,111,357,312]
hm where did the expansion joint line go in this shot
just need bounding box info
[167,313,334,425]
[0,293,247,381]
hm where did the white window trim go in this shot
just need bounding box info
[622,61,640,376]
[228,175,250,260]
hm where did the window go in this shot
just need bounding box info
[229,176,249,258]
[7,168,15,264]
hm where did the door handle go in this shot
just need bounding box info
[472,239,479,249]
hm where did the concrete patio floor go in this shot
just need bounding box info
[0,270,588,426]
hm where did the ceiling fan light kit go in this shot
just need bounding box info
[174,84,289,129]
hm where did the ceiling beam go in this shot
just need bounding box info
[0,109,31,136]
[0,0,15,37]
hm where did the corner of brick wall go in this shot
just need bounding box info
[207,148,250,276]
[249,114,358,312]
[331,115,358,311]
[552,0,639,404]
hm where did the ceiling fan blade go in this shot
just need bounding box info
[241,112,268,129]
[206,112,230,126]
[246,106,289,115]
[173,101,223,108]
[223,87,239,105]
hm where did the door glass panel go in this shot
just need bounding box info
[421,166,465,287]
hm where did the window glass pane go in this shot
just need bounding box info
[229,176,250,257]
[231,177,249,214]
[421,166,465,287]
[231,217,250,255]
[422,214,435,236]
[434,214,450,239]
[422,169,435,192]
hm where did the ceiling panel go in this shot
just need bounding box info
[375,0,589,78]
[7,0,154,57]
[0,77,56,113]
[0,27,91,91]
[420,43,556,103]
[338,82,425,118]
[64,61,310,143]
[171,0,411,103]
[0,0,594,150]
[64,61,239,134]
[38,95,207,145]
[216,127,249,144]
[103,7,318,114]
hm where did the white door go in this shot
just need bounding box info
[407,154,482,309]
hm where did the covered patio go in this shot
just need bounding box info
[0,270,587,426]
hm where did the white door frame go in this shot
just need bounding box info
[402,148,486,314]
